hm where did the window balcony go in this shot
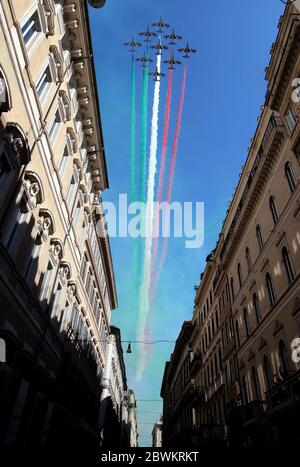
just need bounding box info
[190,349,203,377]
[241,400,267,425]
[266,368,300,414]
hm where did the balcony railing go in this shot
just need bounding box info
[266,368,300,413]
[241,400,267,424]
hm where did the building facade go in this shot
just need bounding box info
[161,321,195,448]
[124,389,138,448]
[161,1,300,448]
[0,0,118,450]
[99,326,138,448]
[152,418,162,448]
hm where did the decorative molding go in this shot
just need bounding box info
[260,258,269,273]
[38,208,55,240]
[247,349,255,362]
[273,320,284,336]
[258,337,267,351]
[23,171,44,209]
[275,230,286,247]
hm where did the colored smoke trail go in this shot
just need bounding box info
[150,68,173,300]
[130,56,136,203]
[139,59,149,203]
[158,64,187,275]
[132,58,149,329]
[136,53,161,379]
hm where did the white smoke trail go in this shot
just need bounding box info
[136,53,161,380]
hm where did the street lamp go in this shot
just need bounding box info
[87,0,106,8]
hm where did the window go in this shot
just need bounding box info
[39,261,55,304]
[230,277,235,302]
[285,106,297,132]
[243,307,251,336]
[266,273,276,307]
[4,203,32,255]
[256,224,264,251]
[66,165,80,211]
[57,145,69,179]
[269,196,279,225]
[0,147,11,184]
[263,355,272,391]
[21,9,41,47]
[251,366,261,401]
[218,347,222,370]
[237,263,243,288]
[278,340,290,378]
[50,282,63,319]
[245,247,251,272]
[235,320,240,348]
[23,232,42,283]
[282,247,295,284]
[285,161,296,193]
[242,375,249,404]
[48,108,62,143]
[226,283,230,303]
[215,309,219,329]
[36,65,52,100]
[80,254,88,282]
[72,196,82,227]
[253,293,261,324]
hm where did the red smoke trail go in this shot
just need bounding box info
[150,68,173,298]
[158,64,187,276]
[145,65,187,358]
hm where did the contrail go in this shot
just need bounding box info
[150,68,173,300]
[130,56,136,203]
[158,64,187,278]
[137,53,162,379]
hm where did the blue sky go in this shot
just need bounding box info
[89,0,284,447]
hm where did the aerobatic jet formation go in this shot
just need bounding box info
[148,66,166,81]
[163,51,182,70]
[178,41,197,58]
[139,25,157,42]
[152,17,170,33]
[164,29,183,46]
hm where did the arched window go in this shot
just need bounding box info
[266,273,276,307]
[269,196,279,225]
[251,366,261,401]
[278,340,290,378]
[245,247,252,272]
[230,277,235,302]
[263,355,272,391]
[237,263,243,288]
[243,307,251,336]
[235,320,240,348]
[285,161,296,193]
[282,246,295,284]
[253,293,261,324]
[256,224,264,251]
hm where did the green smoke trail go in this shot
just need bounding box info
[139,61,149,203]
[130,56,136,203]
